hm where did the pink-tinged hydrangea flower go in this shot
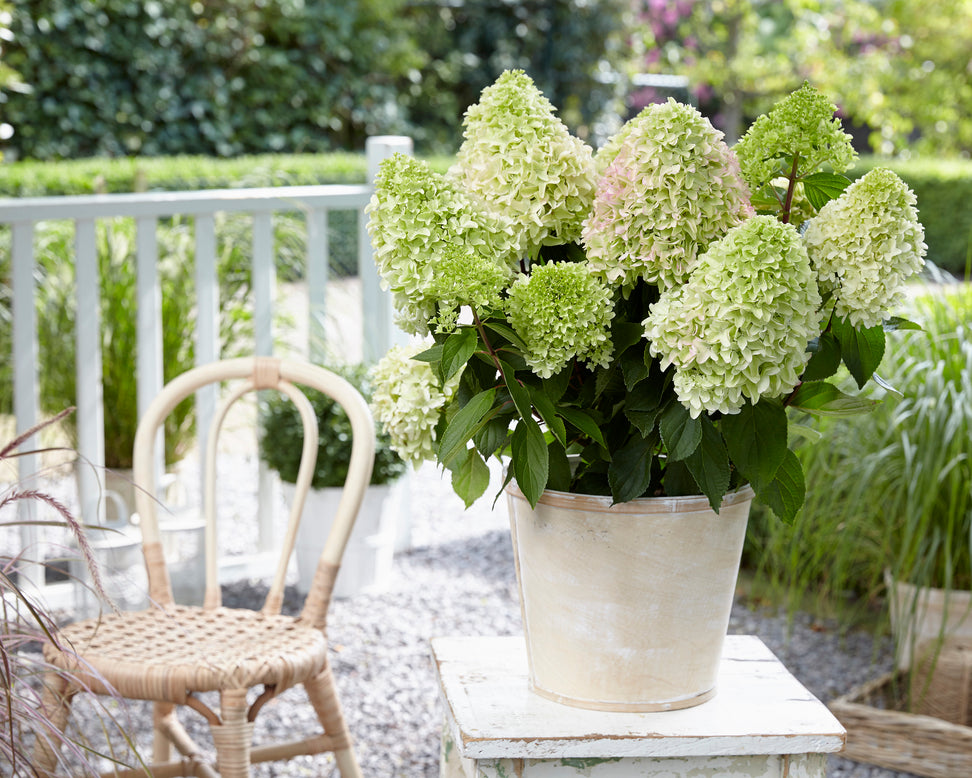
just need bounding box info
[734,82,857,195]
[645,216,822,418]
[583,99,753,290]
[370,343,460,464]
[366,154,516,335]
[505,262,615,379]
[803,167,926,328]
[451,70,597,260]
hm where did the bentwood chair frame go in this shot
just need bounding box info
[34,356,375,777]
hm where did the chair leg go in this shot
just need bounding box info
[32,671,75,777]
[152,701,175,764]
[305,662,362,778]
[211,688,256,778]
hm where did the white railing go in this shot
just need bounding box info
[1,135,412,605]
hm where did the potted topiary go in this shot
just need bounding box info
[367,72,927,711]
[259,363,407,598]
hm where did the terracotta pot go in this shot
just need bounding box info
[506,482,754,712]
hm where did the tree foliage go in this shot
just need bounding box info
[637,0,972,156]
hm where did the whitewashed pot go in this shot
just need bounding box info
[887,572,972,670]
[506,481,754,712]
[284,481,398,599]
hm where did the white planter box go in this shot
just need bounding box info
[283,481,398,598]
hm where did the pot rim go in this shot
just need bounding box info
[504,480,755,515]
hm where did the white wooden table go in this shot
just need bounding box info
[432,635,846,777]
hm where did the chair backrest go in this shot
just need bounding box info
[132,356,375,627]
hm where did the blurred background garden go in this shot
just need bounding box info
[1,0,972,632]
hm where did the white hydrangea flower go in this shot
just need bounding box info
[366,153,516,335]
[370,344,460,464]
[584,99,753,290]
[645,216,822,418]
[451,70,597,260]
[505,262,615,379]
[803,167,927,328]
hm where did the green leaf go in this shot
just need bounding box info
[802,172,850,211]
[411,344,443,363]
[441,327,478,382]
[684,417,730,512]
[559,407,607,448]
[658,402,702,461]
[547,441,571,492]
[608,433,655,504]
[620,343,650,390]
[801,331,842,382]
[757,448,805,524]
[626,407,661,437]
[884,316,923,332]
[437,388,497,466]
[611,320,644,355]
[529,386,566,447]
[501,362,534,421]
[473,414,512,458]
[511,417,549,508]
[450,448,490,509]
[483,320,529,351]
[832,316,886,389]
[719,398,788,493]
[662,459,700,496]
[788,382,879,416]
[543,368,571,403]
[787,422,823,444]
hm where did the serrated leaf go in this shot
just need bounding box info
[608,434,655,504]
[501,366,534,422]
[658,402,702,461]
[511,417,549,508]
[802,172,850,211]
[559,407,606,448]
[832,316,886,389]
[611,320,644,354]
[441,327,478,382]
[547,441,571,491]
[437,388,497,466]
[801,331,842,382]
[788,382,879,416]
[626,408,660,437]
[719,398,788,493]
[757,448,805,524]
[473,414,512,458]
[684,417,730,513]
[543,368,571,403]
[451,448,490,509]
[662,458,700,496]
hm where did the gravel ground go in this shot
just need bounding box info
[54,458,920,778]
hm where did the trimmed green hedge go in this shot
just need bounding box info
[854,155,972,277]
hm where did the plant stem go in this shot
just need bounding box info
[472,309,508,384]
[781,153,801,224]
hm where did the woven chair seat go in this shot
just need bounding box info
[46,605,327,701]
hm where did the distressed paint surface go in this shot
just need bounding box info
[450,753,828,777]
[433,636,844,765]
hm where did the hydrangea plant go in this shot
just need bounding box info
[367,73,927,522]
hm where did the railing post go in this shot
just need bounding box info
[136,216,164,480]
[11,220,42,589]
[361,136,412,364]
[75,218,106,525]
[194,214,219,491]
[252,211,276,552]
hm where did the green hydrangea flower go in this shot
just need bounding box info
[583,99,753,290]
[451,70,597,260]
[366,153,516,334]
[734,82,857,195]
[803,167,927,328]
[370,343,460,465]
[506,262,615,379]
[645,216,822,418]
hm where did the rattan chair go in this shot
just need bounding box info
[35,356,375,778]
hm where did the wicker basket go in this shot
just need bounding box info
[830,669,972,778]
[911,640,972,725]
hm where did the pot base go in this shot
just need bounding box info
[530,681,717,712]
